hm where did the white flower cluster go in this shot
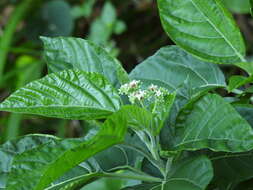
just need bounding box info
[118,80,169,104]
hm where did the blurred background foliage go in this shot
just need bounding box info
[0,0,252,188]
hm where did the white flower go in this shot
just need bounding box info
[118,83,130,95]
[128,90,146,103]
[148,84,158,91]
[129,80,140,88]
[118,80,141,95]
[135,90,146,100]
[155,89,162,97]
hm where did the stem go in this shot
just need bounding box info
[240,56,247,63]
[109,165,149,176]
[231,89,243,95]
[139,100,145,108]
[0,0,33,80]
[147,133,166,177]
[148,133,160,161]
[104,172,162,183]
[152,100,158,113]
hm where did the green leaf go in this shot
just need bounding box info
[94,146,128,171]
[130,46,225,101]
[0,134,59,189]
[123,156,213,190]
[167,155,213,189]
[158,0,246,64]
[47,173,100,190]
[6,110,127,190]
[48,171,161,190]
[118,105,153,131]
[152,92,176,134]
[211,151,253,189]
[173,93,253,152]
[228,75,253,92]
[118,101,176,135]
[0,69,121,120]
[222,0,251,14]
[46,146,130,189]
[41,37,129,87]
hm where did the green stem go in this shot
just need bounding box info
[147,133,166,177]
[104,172,162,183]
[0,0,33,80]
[109,165,149,176]
[152,100,158,113]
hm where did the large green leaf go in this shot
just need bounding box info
[211,152,253,190]
[123,156,213,190]
[173,93,253,152]
[0,135,58,189]
[41,37,129,86]
[158,0,246,64]
[0,69,121,120]
[130,46,225,102]
[6,110,127,190]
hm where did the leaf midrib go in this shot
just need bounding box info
[189,0,246,62]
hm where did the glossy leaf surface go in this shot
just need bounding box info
[0,69,121,120]
[158,0,246,64]
[173,94,253,152]
[130,46,225,100]
[167,155,213,189]
[41,37,129,86]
